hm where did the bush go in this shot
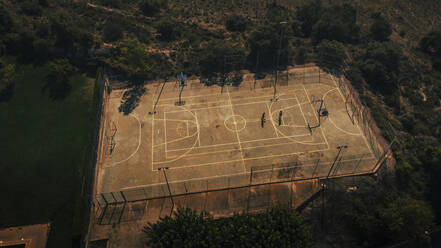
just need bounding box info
[294,46,307,65]
[370,15,392,42]
[155,18,181,42]
[420,30,441,71]
[316,40,346,73]
[198,39,245,76]
[358,42,402,94]
[225,15,248,32]
[103,22,124,42]
[246,23,293,70]
[296,1,323,38]
[0,4,13,33]
[311,4,360,44]
[43,59,75,100]
[20,1,42,16]
[139,0,167,17]
[144,207,312,248]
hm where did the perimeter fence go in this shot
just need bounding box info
[94,64,393,207]
[95,151,385,206]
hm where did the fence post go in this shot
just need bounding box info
[120,191,127,203]
[110,192,117,203]
[246,168,254,214]
[101,193,108,205]
[270,164,274,183]
[312,159,320,177]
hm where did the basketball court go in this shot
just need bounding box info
[95,66,379,202]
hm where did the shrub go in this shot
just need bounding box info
[311,4,360,44]
[44,59,75,100]
[155,18,181,42]
[370,15,392,41]
[225,15,248,32]
[139,0,167,17]
[144,207,312,248]
[103,22,124,42]
[316,40,346,73]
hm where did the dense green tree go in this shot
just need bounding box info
[316,40,346,73]
[20,0,43,16]
[370,15,392,42]
[44,59,75,100]
[144,208,219,248]
[0,63,15,102]
[140,0,167,17]
[199,39,245,76]
[296,0,322,38]
[294,46,307,65]
[50,10,82,53]
[311,4,360,44]
[350,191,435,247]
[358,42,402,94]
[144,207,312,248]
[246,23,292,70]
[420,30,441,71]
[101,0,122,8]
[0,4,13,33]
[103,22,124,42]
[225,15,248,33]
[155,18,182,42]
[378,195,434,245]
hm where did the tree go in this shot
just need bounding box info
[378,195,434,245]
[225,15,248,33]
[370,15,392,42]
[155,18,182,42]
[0,4,13,33]
[311,4,360,44]
[246,23,292,70]
[0,63,16,102]
[420,30,441,71]
[44,59,75,100]
[359,42,402,94]
[198,39,245,76]
[296,1,323,38]
[294,46,307,65]
[103,22,124,42]
[140,0,167,17]
[144,208,218,248]
[50,10,82,53]
[316,40,346,73]
[144,207,312,248]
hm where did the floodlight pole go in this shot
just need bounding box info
[271,21,287,102]
[158,167,174,214]
[327,145,348,179]
[149,78,167,115]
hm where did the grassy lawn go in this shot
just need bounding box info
[0,65,97,247]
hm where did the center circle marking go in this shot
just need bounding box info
[224,115,247,132]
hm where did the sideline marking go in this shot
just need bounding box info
[266,102,279,137]
[330,75,375,156]
[227,86,246,172]
[302,84,329,149]
[105,114,142,168]
[123,156,377,190]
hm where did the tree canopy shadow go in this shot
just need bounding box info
[118,85,146,115]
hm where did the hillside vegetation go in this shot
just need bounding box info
[1,0,441,247]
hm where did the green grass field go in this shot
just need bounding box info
[0,65,97,247]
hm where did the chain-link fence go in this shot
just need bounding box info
[94,65,393,213]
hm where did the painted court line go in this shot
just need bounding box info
[124,156,377,190]
[226,86,246,172]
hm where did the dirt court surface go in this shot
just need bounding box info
[96,66,379,201]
